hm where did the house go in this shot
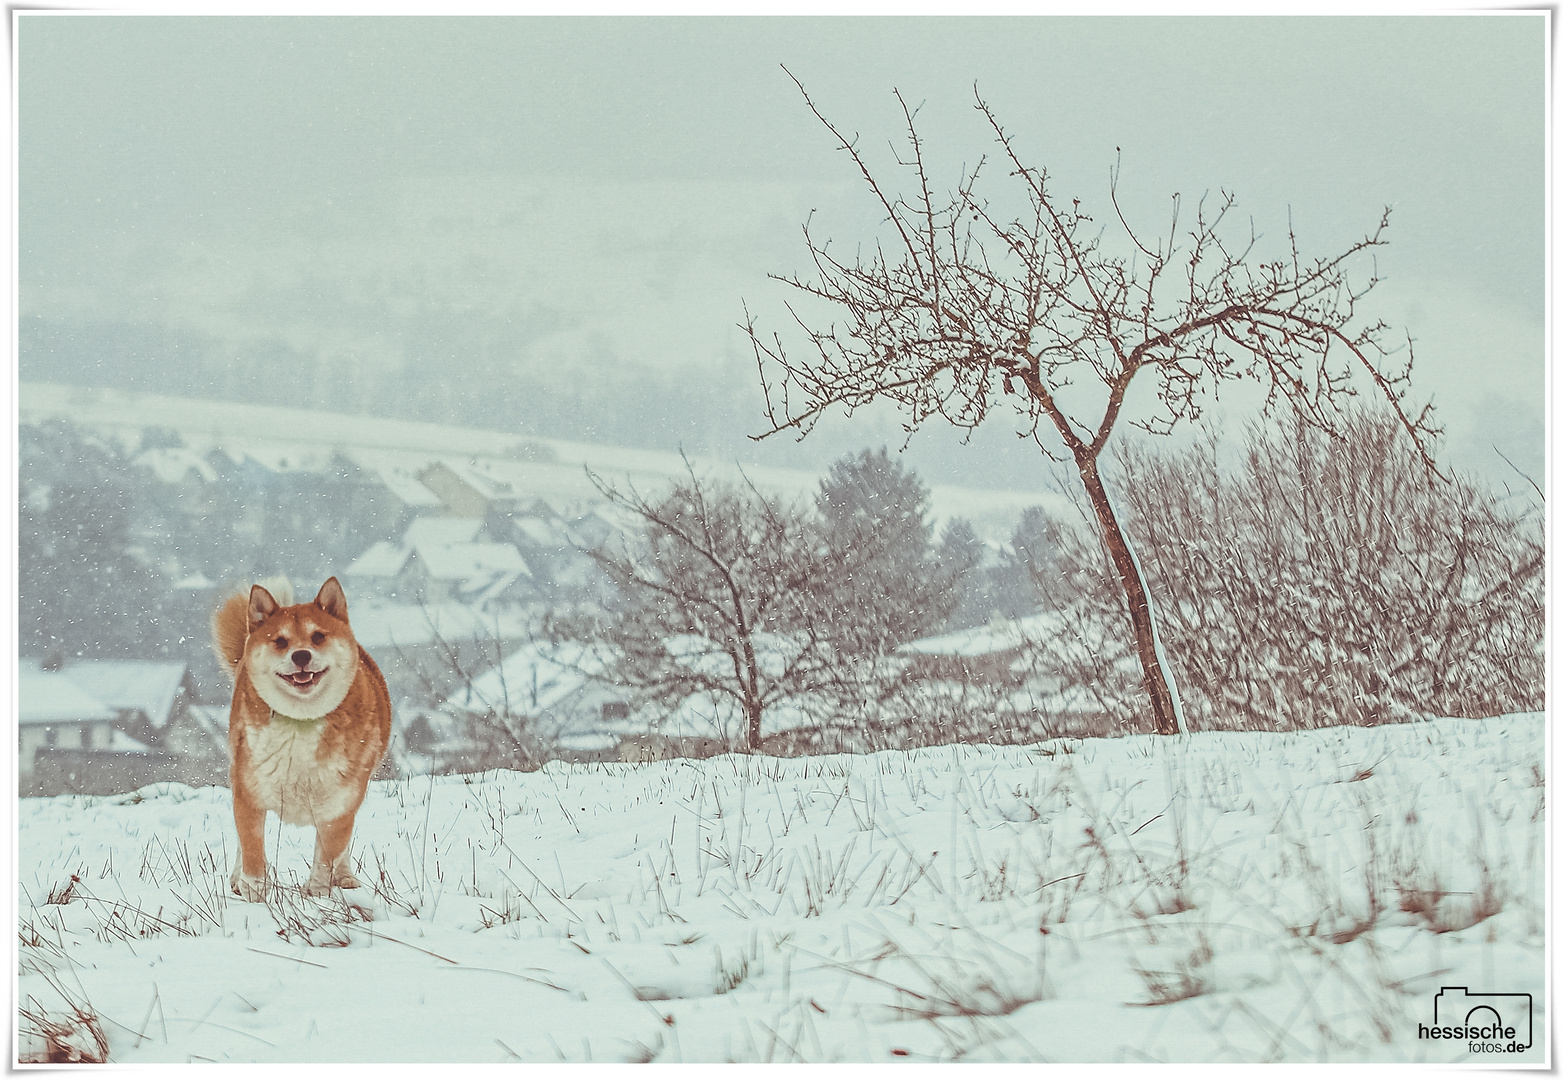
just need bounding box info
[19,660,225,797]
[20,666,131,779]
[487,503,626,604]
[202,447,273,544]
[410,541,531,605]
[344,516,531,607]
[135,445,219,489]
[416,459,524,519]
[344,449,445,535]
[394,639,652,772]
[636,687,823,758]
[343,540,413,599]
[62,660,218,764]
[348,601,533,706]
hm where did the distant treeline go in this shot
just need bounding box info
[19,314,1055,490]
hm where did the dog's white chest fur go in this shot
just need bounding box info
[244,715,354,826]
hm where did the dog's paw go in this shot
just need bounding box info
[303,870,362,896]
[230,870,268,903]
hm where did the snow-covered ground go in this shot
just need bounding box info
[17,715,1546,1064]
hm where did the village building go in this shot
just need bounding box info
[416,459,523,519]
[344,515,532,607]
[347,601,534,707]
[19,659,226,797]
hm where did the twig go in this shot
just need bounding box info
[245,947,327,969]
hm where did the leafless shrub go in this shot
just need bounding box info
[264,881,375,947]
[1132,936,1214,1007]
[1023,409,1541,730]
[19,978,110,1064]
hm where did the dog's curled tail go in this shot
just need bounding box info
[211,576,294,680]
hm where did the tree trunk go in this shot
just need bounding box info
[739,635,764,752]
[1076,455,1183,735]
[745,696,763,754]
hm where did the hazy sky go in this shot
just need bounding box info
[18,15,1546,484]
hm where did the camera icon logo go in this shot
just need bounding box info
[1429,987,1532,1051]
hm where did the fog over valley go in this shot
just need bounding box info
[19,17,1544,488]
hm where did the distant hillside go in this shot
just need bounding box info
[20,381,1069,542]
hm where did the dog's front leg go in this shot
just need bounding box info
[230,783,269,902]
[305,812,361,895]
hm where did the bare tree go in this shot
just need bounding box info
[746,73,1440,735]
[566,461,840,753]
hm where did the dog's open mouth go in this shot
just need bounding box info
[280,669,326,691]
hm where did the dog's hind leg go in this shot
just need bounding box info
[305,813,361,895]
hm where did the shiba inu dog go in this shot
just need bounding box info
[211,577,391,901]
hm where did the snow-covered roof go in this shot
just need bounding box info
[185,705,230,742]
[514,496,559,519]
[349,603,533,649]
[347,527,530,596]
[405,516,485,547]
[418,537,528,578]
[231,440,337,474]
[415,541,529,582]
[434,459,517,500]
[345,540,412,580]
[512,516,566,549]
[106,729,155,754]
[587,502,637,533]
[470,569,528,606]
[136,447,218,485]
[456,641,605,717]
[56,661,190,728]
[19,666,119,725]
[346,452,444,508]
[898,612,1062,659]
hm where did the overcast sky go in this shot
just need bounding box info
[17,14,1546,485]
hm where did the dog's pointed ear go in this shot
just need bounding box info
[314,577,349,622]
[248,585,279,631]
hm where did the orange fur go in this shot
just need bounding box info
[211,592,249,675]
[213,577,391,900]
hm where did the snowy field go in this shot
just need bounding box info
[17,714,1546,1064]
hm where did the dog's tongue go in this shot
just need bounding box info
[286,670,319,688]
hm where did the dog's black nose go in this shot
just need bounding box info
[291,650,312,668]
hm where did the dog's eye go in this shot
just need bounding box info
[273,636,288,650]
[311,631,325,646]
